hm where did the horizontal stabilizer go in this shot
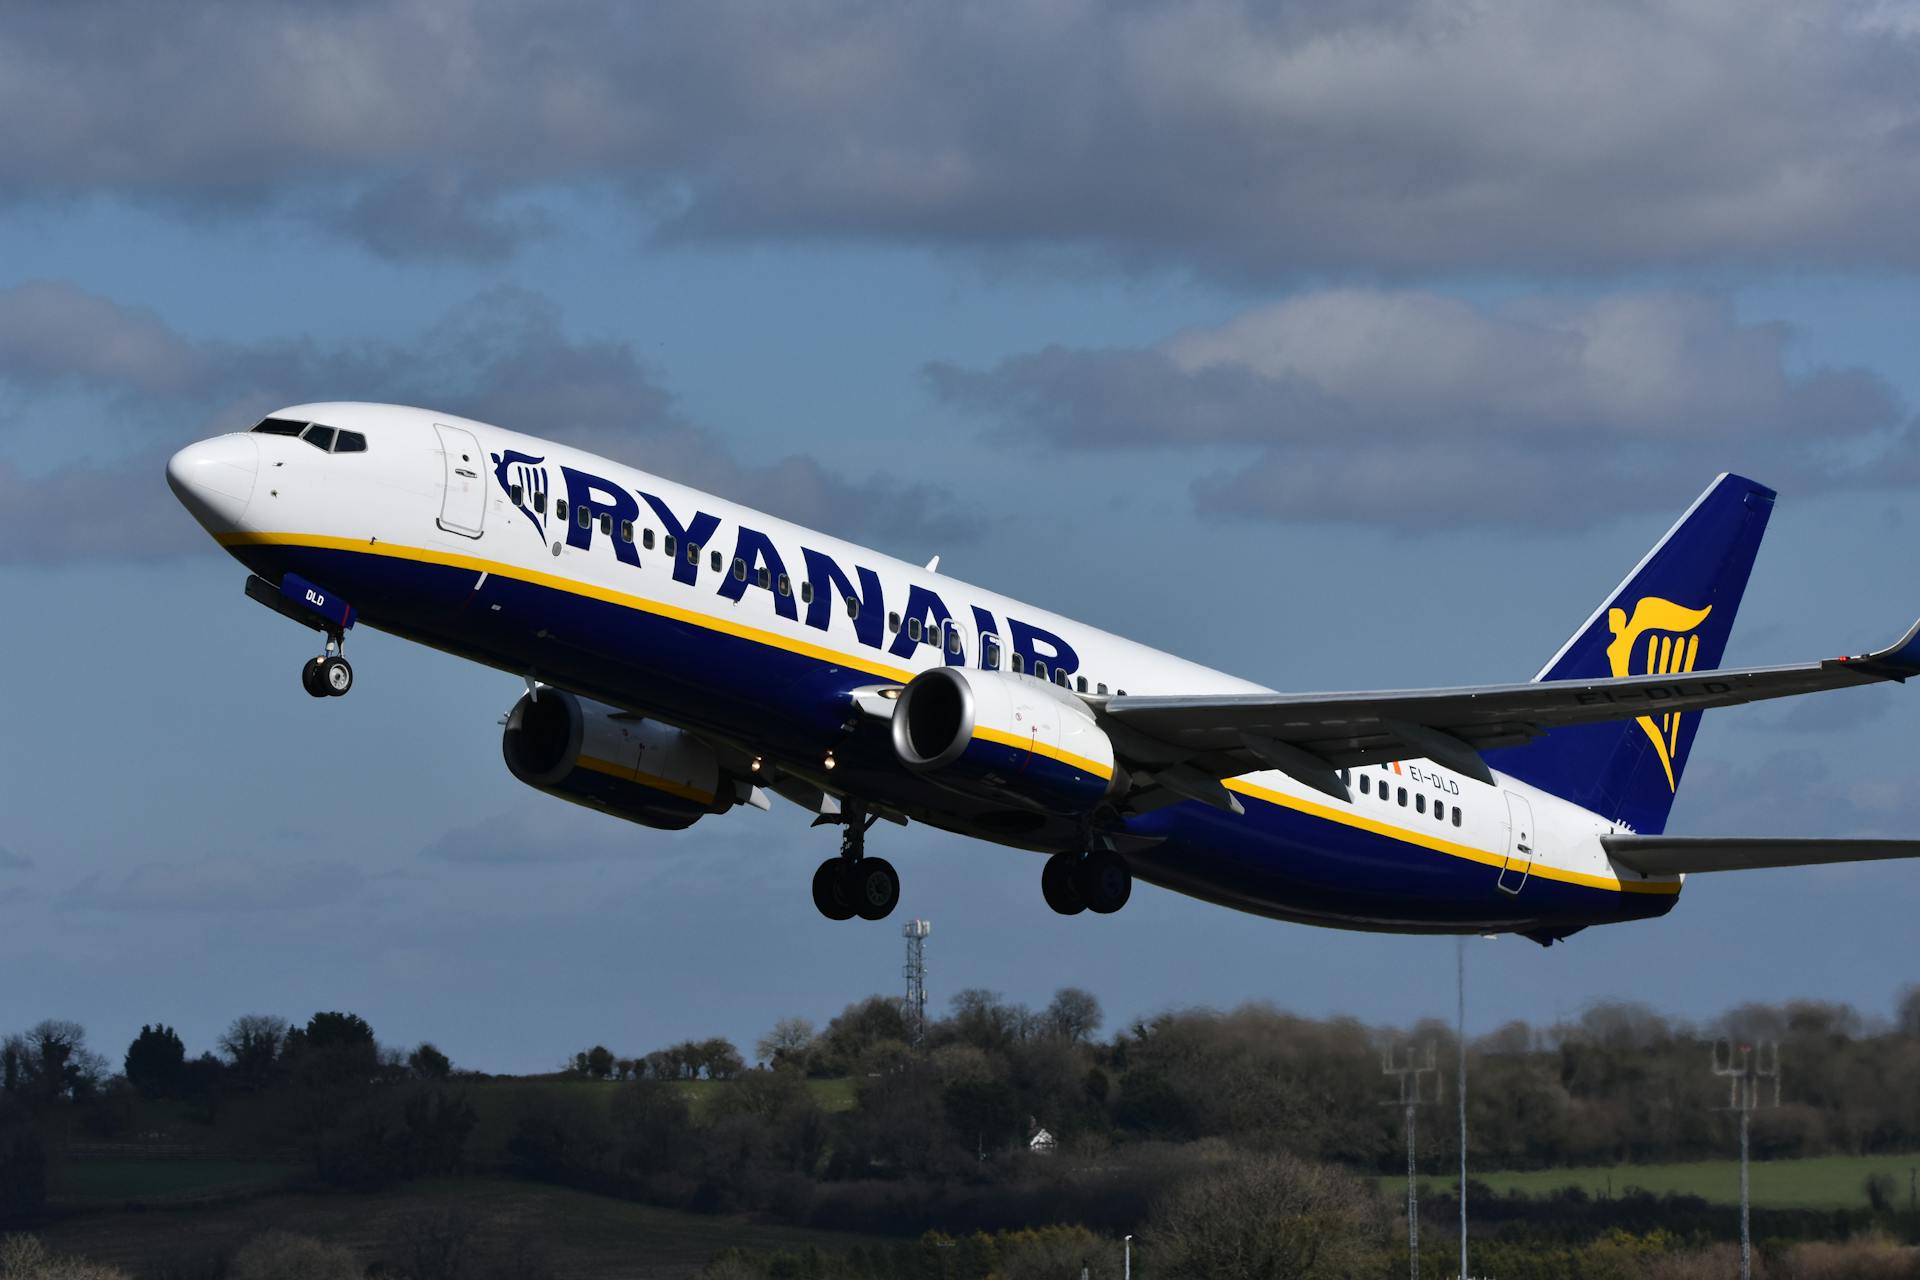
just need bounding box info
[1603,835,1920,877]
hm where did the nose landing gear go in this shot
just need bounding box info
[811,804,899,922]
[243,573,358,700]
[300,649,354,698]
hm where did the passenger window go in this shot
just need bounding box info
[1339,769,1350,783]
[1012,653,1025,674]
[686,541,699,565]
[1360,775,1370,795]
[948,626,963,656]
[907,618,922,642]
[643,529,655,550]
[1033,660,1049,681]
[578,505,591,529]
[302,425,335,451]
[756,566,771,589]
[556,499,569,522]
[663,534,676,557]
[983,636,1000,669]
[1452,809,1463,828]
[888,612,900,633]
[1054,669,1069,688]
[1097,683,1107,695]
[845,596,858,620]
[1416,794,1426,814]
[1076,676,1087,693]
[711,550,723,573]
[1398,788,1408,807]
[777,574,791,597]
[599,513,612,535]
[333,430,367,453]
[733,557,747,582]
[510,484,524,505]
[620,520,633,543]
[534,492,546,514]
[1116,689,1126,696]
[800,580,812,604]
[1434,802,1445,823]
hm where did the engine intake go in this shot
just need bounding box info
[891,666,1119,815]
[503,688,736,830]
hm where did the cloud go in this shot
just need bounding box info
[1,1,1919,274]
[59,855,364,912]
[0,283,965,562]
[421,808,631,866]
[927,289,1917,528]
[0,844,31,870]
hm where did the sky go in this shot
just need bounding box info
[4,0,1920,1075]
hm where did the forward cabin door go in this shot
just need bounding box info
[434,422,486,539]
[1497,791,1535,894]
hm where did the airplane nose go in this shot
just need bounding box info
[166,434,259,531]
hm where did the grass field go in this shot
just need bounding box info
[1393,1153,1920,1210]
[38,1176,889,1280]
[48,1157,303,1207]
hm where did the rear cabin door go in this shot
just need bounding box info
[1497,791,1535,894]
[434,422,486,539]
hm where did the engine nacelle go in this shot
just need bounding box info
[503,688,736,830]
[890,666,1120,815]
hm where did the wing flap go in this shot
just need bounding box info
[1603,836,1920,876]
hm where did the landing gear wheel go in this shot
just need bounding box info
[301,657,331,699]
[1042,853,1087,915]
[321,656,353,696]
[812,859,856,921]
[1076,850,1132,915]
[847,857,900,921]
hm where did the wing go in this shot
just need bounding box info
[1603,836,1920,876]
[1094,618,1920,811]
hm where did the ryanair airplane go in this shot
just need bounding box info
[167,404,1920,944]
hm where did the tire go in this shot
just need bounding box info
[1041,853,1087,915]
[848,857,900,921]
[1076,850,1132,915]
[812,859,855,921]
[301,657,331,698]
[323,656,353,696]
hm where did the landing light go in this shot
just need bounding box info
[824,751,837,771]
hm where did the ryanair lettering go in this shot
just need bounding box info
[494,457,1081,678]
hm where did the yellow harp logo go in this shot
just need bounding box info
[1605,597,1713,791]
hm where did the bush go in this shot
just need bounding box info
[227,1232,356,1280]
[0,1234,131,1279]
[1145,1152,1384,1280]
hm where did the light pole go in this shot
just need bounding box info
[1124,1234,1132,1280]
[1457,937,1467,1280]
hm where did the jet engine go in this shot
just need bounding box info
[502,688,745,830]
[890,666,1120,814]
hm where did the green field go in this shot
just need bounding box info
[1394,1153,1920,1210]
[48,1156,303,1206]
[39,1176,888,1280]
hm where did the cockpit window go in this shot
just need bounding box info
[301,425,336,452]
[334,430,367,453]
[251,418,305,436]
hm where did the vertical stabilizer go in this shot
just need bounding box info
[1483,474,1775,835]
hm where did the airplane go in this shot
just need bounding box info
[166,403,1920,944]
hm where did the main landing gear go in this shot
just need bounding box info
[300,638,353,699]
[812,804,900,922]
[1041,850,1132,916]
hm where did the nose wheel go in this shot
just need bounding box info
[811,804,898,921]
[300,634,353,699]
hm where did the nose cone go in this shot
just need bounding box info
[167,434,260,532]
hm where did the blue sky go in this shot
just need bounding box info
[4,0,1920,1073]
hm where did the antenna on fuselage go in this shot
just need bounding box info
[924,555,940,573]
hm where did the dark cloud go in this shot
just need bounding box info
[59,856,365,912]
[0,283,965,562]
[1,2,1918,274]
[0,844,31,870]
[928,289,1918,528]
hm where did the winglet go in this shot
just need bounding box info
[1840,617,1920,680]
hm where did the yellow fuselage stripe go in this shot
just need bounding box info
[224,530,1675,898]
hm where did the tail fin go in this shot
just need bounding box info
[1484,474,1775,835]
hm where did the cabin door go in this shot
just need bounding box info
[1497,791,1535,895]
[434,423,486,539]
